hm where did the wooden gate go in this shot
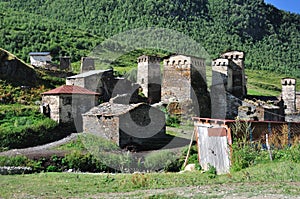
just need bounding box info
[195,122,231,174]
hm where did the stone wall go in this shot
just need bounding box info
[238,99,285,122]
[285,114,300,122]
[296,93,300,111]
[66,78,84,88]
[80,57,95,73]
[162,63,191,102]
[220,51,246,96]
[137,55,161,103]
[59,57,71,71]
[82,114,120,144]
[162,55,209,117]
[119,104,166,149]
[281,78,296,114]
[42,95,60,123]
[82,103,167,150]
[42,94,98,131]
[212,56,245,98]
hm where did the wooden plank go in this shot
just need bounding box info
[208,128,227,137]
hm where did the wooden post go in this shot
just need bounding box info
[182,128,195,169]
[266,134,273,161]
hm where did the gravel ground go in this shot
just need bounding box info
[0,133,80,158]
[87,182,300,199]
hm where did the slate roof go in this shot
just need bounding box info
[83,102,145,116]
[42,85,100,95]
[66,69,112,79]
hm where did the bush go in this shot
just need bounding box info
[178,145,201,171]
[144,150,177,172]
[63,152,107,172]
[0,105,74,149]
[231,143,259,172]
[0,155,42,172]
[207,164,217,179]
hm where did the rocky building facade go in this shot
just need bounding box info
[137,55,161,104]
[238,98,285,121]
[59,56,71,71]
[281,78,297,114]
[66,69,142,103]
[80,57,95,73]
[66,69,114,100]
[211,51,246,119]
[220,51,247,97]
[41,85,100,131]
[82,102,168,150]
[281,78,300,122]
[160,54,210,117]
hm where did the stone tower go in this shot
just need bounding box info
[281,78,296,114]
[211,58,242,119]
[137,55,161,104]
[161,55,207,103]
[161,54,210,117]
[59,56,71,71]
[220,51,246,97]
[80,57,95,73]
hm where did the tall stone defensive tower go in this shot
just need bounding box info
[161,54,210,117]
[137,55,161,104]
[281,78,296,114]
[220,51,246,97]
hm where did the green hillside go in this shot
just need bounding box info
[0,0,299,77]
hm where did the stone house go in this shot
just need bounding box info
[41,85,100,131]
[82,102,167,150]
[59,56,71,71]
[66,69,114,99]
[66,69,141,103]
[29,52,52,67]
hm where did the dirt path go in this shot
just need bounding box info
[84,182,300,199]
[0,133,80,158]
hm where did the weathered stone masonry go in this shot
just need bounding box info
[82,102,167,150]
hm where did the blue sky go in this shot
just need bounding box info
[264,0,300,14]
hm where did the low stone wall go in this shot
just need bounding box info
[0,166,32,175]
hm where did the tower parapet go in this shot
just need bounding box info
[281,78,296,114]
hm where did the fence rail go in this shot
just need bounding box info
[193,117,300,147]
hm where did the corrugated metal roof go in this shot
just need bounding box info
[29,52,51,56]
[42,85,100,95]
[66,69,112,79]
[83,102,145,116]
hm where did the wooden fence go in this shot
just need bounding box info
[193,117,300,174]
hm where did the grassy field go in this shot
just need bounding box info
[1,161,300,198]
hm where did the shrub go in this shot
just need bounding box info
[63,151,107,172]
[178,145,201,171]
[0,155,42,172]
[231,143,259,172]
[131,173,149,188]
[207,164,217,179]
[144,150,177,172]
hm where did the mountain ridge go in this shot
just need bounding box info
[0,0,299,76]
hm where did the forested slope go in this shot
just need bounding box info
[0,0,299,76]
